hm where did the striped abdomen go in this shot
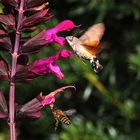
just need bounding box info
[59,115,71,125]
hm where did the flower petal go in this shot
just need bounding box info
[49,63,64,79]
[52,34,65,46]
[42,95,55,106]
[54,20,75,32]
[45,20,75,46]
[59,49,73,58]
[41,85,75,106]
[45,29,65,46]
[28,50,72,80]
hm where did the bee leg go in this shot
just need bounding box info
[90,57,103,73]
[54,119,59,131]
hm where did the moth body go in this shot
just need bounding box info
[66,23,105,73]
[66,36,94,60]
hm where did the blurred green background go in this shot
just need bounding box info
[0,0,140,140]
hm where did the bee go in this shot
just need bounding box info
[52,109,76,131]
[66,23,105,73]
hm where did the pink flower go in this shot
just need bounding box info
[41,85,75,108]
[54,20,75,32]
[15,49,73,82]
[22,20,75,53]
[30,49,73,79]
[45,20,75,46]
[16,86,75,119]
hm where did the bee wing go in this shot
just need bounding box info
[79,23,105,47]
[64,109,77,116]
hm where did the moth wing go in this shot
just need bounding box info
[84,44,102,55]
[84,41,109,55]
[79,23,105,47]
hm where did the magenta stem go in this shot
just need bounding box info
[9,0,25,140]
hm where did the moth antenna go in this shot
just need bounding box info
[72,31,79,38]
[75,24,81,28]
[71,27,84,39]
